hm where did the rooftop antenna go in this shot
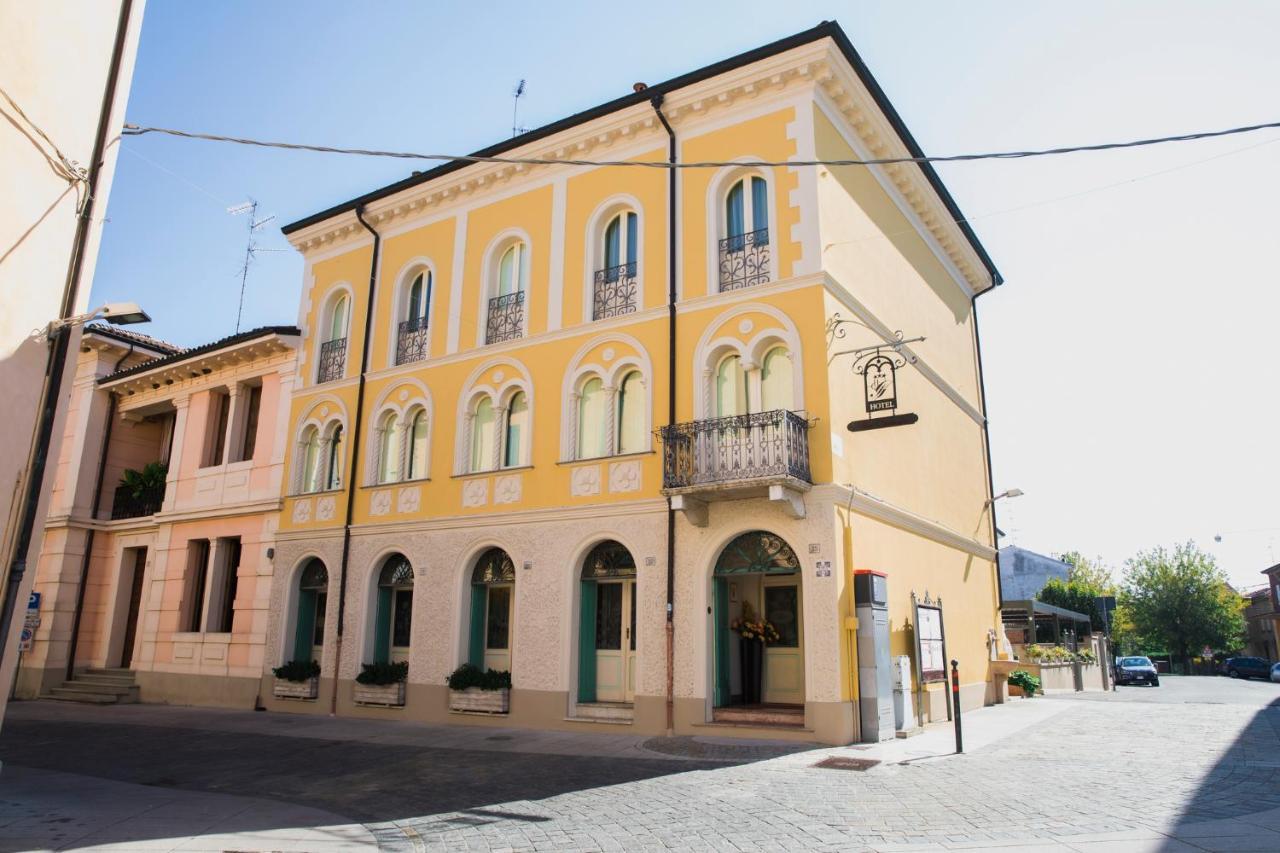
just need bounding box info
[227,198,277,333]
[511,79,527,138]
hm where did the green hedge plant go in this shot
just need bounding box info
[1009,669,1041,697]
[446,663,511,691]
[273,659,320,682]
[356,661,408,686]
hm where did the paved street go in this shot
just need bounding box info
[1,675,1278,851]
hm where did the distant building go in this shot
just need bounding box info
[998,546,1071,601]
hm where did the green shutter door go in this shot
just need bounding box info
[578,580,598,703]
[713,577,730,707]
[468,584,487,667]
[373,586,392,665]
[294,589,316,663]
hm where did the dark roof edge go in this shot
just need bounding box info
[99,325,300,384]
[280,21,1001,286]
[84,323,183,355]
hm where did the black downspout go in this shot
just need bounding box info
[650,95,677,735]
[0,0,135,675]
[65,342,134,681]
[971,284,1003,609]
[330,206,381,714]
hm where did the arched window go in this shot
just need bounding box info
[470,397,496,473]
[487,241,529,344]
[405,409,428,480]
[397,271,432,364]
[325,425,344,490]
[318,293,351,382]
[497,242,528,295]
[406,271,431,324]
[603,212,638,274]
[616,371,645,455]
[299,426,321,493]
[372,554,414,665]
[503,391,528,468]
[760,346,794,412]
[715,354,750,417]
[468,548,515,672]
[576,378,607,459]
[376,412,400,484]
[327,294,349,342]
[292,559,328,664]
[725,176,769,246]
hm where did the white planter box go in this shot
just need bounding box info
[273,677,318,700]
[354,681,406,707]
[449,687,509,714]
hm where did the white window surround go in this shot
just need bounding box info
[691,303,804,420]
[476,228,533,345]
[316,283,355,383]
[454,359,534,475]
[704,160,779,294]
[452,542,523,672]
[365,380,433,485]
[388,258,437,366]
[360,548,415,665]
[291,404,349,495]
[559,334,654,461]
[582,194,645,324]
[279,553,330,668]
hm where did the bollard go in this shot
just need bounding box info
[951,659,963,754]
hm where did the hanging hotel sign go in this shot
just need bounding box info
[826,317,923,433]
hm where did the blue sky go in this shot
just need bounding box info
[94,1,1280,588]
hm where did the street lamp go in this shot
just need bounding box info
[987,487,1024,506]
[46,301,151,337]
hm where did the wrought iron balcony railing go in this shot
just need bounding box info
[593,261,638,320]
[110,483,166,520]
[718,227,771,292]
[485,291,525,344]
[660,409,810,490]
[317,337,347,383]
[396,316,429,365]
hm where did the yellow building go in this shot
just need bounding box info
[264,21,1005,744]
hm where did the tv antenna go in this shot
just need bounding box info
[511,79,527,137]
[227,198,277,332]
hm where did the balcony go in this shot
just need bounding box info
[396,316,429,365]
[486,291,525,345]
[317,337,347,383]
[718,227,771,292]
[593,262,638,320]
[110,483,166,520]
[660,409,810,524]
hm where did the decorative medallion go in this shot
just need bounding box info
[316,496,336,522]
[493,474,522,505]
[397,486,421,514]
[492,369,505,383]
[398,390,409,402]
[462,478,488,508]
[738,318,754,335]
[608,460,640,493]
[571,465,601,497]
[370,489,392,517]
[318,406,330,418]
[291,499,313,524]
[601,347,616,362]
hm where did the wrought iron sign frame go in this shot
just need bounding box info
[826,314,923,433]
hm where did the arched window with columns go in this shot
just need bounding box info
[375,411,400,484]
[298,426,322,493]
[503,391,528,468]
[405,408,429,480]
[324,424,344,490]
[616,371,646,455]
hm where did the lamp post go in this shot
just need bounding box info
[0,302,150,682]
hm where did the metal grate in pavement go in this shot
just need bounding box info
[814,756,880,771]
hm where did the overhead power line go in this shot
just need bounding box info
[121,119,1280,170]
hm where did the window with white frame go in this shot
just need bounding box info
[318,292,350,382]
[325,424,344,490]
[486,241,528,344]
[616,370,646,454]
[397,270,432,365]
[375,411,400,484]
[759,346,794,412]
[503,391,528,467]
[299,425,322,493]
[405,408,429,480]
[719,175,771,292]
[576,377,607,459]
[593,211,639,319]
[570,370,648,460]
[469,397,497,473]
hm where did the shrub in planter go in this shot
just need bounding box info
[446,663,511,713]
[273,659,320,682]
[446,663,511,691]
[1076,649,1097,665]
[356,661,408,686]
[1009,669,1041,697]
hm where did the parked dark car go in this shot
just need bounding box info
[1115,656,1160,686]
[1223,657,1272,680]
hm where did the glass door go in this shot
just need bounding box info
[484,584,512,672]
[593,581,635,702]
[762,578,803,705]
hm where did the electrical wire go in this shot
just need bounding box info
[3,86,90,211]
[121,118,1280,170]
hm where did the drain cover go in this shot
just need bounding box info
[814,756,880,771]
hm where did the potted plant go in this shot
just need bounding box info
[272,659,320,700]
[1008,669,1041,698]
[729,601,780,705]
[354,661,408,707]
[446,663,511,713]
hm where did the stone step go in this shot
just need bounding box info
[574,702,635,722]
[712,705,805,727]
[74,674,136,687]
[57,680,137,697]
[83,668,136,679]
[44,688,121,704]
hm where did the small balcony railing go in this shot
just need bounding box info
[718,227,771,292]
[593,262,638,320]
[660,409,810,490]
[396,316,429,365]
[317,338,347,383]
[486,291,525,345]
[110,484,166,520]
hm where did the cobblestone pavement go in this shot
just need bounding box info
[2,677,1279,851]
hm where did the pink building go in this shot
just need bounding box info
[15,324,299,705]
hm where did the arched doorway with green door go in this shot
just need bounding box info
[466,548,515,674]
[368,553,414,665]
[711,531,804,711]
[291,558,329,667]
[577,541,637,708]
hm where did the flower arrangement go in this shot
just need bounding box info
[1009,669,1041,697]
[730,601,781,644]
[1023,644,1098,665]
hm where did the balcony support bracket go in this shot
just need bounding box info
[670,495,709,528]
[769,483,806,519]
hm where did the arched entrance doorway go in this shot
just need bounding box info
[293,558,329,666]
[577,541,637,705]
[371,554,414,665]
[712,531,803,708]
[468,548,514,672]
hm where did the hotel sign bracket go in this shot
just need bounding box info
[825,315,923,433]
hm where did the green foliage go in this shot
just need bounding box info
[119,461,168,500]
[1037,577,1107,632]
[273,659,320,682]
[446,663,511,691]
[1119,542,1246,665]
[1056,551,1115,592]
[356,661,408,685]
[1023,643,1097,665]
[1008,669,1040,696]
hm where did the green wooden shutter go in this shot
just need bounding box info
[294,589,316,663]
[713,577,730,707]
[578,580,598,703]
[468,584,487,667]
[374,586,392,665]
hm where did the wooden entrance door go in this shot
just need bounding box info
[120,548,147,668]
[483,583,512,672]
[593,580,635,703]
[762,576,803,704]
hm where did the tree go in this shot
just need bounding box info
[1037,577,1106,632]
[1056,551,1115,593]
[1119,542,1245,668]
